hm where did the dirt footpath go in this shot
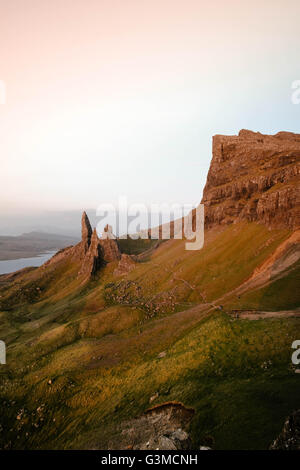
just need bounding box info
[230,309,300,320]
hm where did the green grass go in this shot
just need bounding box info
[117,238,160,255]
[0,222,299,449]
[225,260,300,311]
[1,312,299,449]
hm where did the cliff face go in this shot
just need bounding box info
[201,130,300,229]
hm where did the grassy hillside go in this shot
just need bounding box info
[225,259,300,312]
[0,222,299,449]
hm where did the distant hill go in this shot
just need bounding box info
[0,231,79,260]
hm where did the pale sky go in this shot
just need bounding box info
[0,0,299,218]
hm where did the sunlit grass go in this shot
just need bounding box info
[0,222,299,450]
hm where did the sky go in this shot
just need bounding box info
[0,0,299,233]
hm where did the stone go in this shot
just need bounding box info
[158,436,177,450]
[149,392,159,403]
[158,351,167,358]
[171,428,189,441]
[169,428,191,449]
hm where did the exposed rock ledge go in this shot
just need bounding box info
[111,402,196,450]
[201,130,300,229]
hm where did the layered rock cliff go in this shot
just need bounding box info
[201,130,300,229]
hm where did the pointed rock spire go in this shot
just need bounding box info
[77,212,120,279]
[81,211,92,252]
[78,227,104,277]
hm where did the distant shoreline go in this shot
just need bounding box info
[0,250,57,261]
[0,231,79,261]
[0,251,57,275]
[0,250,56,261]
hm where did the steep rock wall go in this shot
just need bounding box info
[201,130,300,229]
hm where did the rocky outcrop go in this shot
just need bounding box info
[201,130,300,229]
[270,410,300,450]
[113,402,195,450]
[42,214,121,279]
[99,225,121,263]
[78,228,104,277]
[78,220,120,277]
[114,254,136,276]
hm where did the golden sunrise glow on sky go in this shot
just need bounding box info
[0,0,300,215]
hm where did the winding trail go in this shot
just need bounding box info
[230,309,300,320]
